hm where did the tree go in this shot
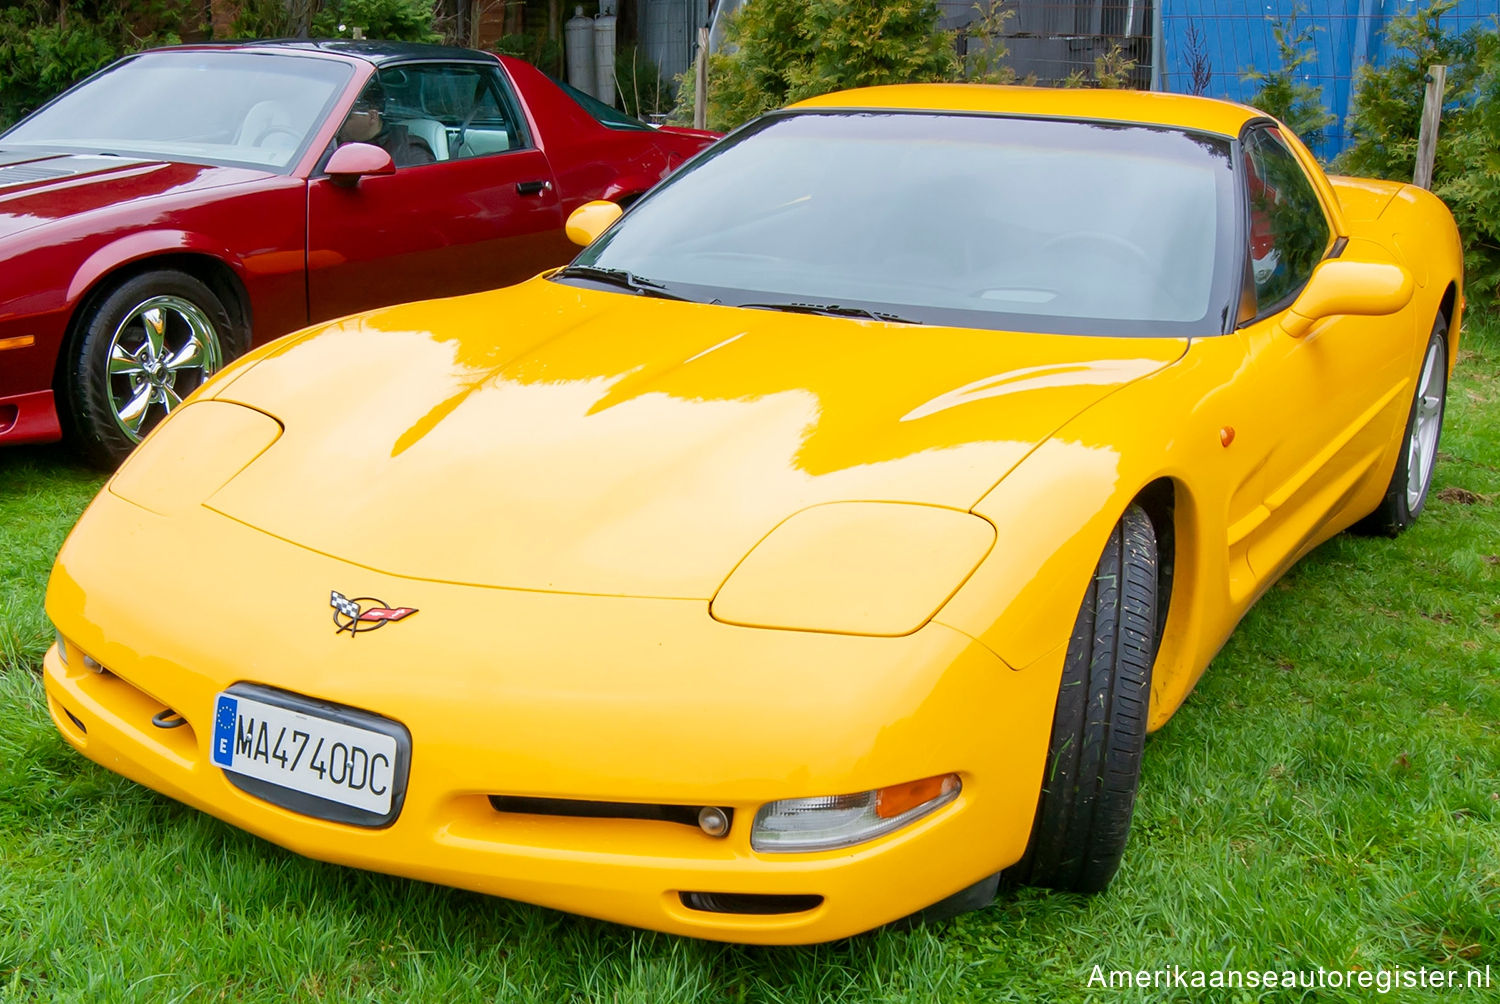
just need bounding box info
[1242,7,1336,144]
[1338,0,1499,300]
[0,1,191,128]
[679,0,957,132]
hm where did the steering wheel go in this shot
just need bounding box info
[1038,231,1155,270]
[255,125,302,148]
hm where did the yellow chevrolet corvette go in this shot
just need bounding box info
[44,84,1462,944]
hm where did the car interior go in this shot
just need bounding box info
[376,65,518,162]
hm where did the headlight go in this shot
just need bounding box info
[711,502,994,636]
[51,630,104,673]
[751,773,961,852]
[109,401,282,515]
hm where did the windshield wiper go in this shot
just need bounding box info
[738,301,924,324]
[554,265,687,300]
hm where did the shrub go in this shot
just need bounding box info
[615,46,671,121]
[960,0,1016,85]
[1243,7,1337,145]
[674,0,956,132]
[1338,0,1500,301]
[310,0,440,42]
[0,1,189,129]
[493,30,561,77]
[230,0,309,37]
[233,0,437,41]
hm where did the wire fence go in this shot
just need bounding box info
[933,1,1495,159]
[1158,0,1496,159]
[938,1,1155,88]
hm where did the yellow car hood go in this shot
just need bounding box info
[206,278,1184,598]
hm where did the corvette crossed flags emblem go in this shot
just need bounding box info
[330,590,418,637]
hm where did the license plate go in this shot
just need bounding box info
[212,690,400,818]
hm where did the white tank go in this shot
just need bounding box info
[594,12,618,106]
[565,6,595,94]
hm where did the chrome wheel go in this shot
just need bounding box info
[1405,339,1444,512]
[105,295,223,441]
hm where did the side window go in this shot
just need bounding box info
[334,63,525,168]
[1241,127,1331,314]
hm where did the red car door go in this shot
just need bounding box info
[307,59,574,322]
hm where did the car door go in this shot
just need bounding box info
[307,59,574,323]
[1224,124,1414,586]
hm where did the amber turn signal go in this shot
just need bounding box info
[875,774,961,819]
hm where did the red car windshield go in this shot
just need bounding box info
[1,50,351,172]
[569,111,1240,337]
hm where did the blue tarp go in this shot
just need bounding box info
[1159,0,1497,158]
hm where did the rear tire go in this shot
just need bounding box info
[1353,316,1448,537]
[1006,503,1158,893]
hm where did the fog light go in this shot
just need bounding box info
[81,653,104,674]
[698,805,730,837]
[751,773,960,853]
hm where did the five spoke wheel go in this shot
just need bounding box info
[65,269,244,469]
[106,295,223,441]
[1405,337,1445,513]
[1354,313,1448,536]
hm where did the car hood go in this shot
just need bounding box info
[0,150,269,241]
[205,278,1185,598]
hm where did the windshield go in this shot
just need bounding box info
[0,51,352,171]
[565,111,1238,336]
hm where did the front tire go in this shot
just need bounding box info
[64,270,241,469]
[1354,316,1448,536]
[1007,503,1159,893]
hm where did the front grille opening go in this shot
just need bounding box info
[489,795,732,832]
[679,892,823,915]
[63,708,87,734]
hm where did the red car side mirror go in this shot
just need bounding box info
[326,142,396,186]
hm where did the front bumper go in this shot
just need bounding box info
[0,389,62,444]
[44,489,1064,943]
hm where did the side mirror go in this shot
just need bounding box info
[1280,259,1414,338]
[325,142,395,186]
[566,200,623,247]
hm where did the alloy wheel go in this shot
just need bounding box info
[105,295,223,441]
[1405,339,1444,512]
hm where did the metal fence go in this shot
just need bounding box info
[938,1,1155,88]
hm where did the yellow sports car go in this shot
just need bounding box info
[44,85,1462,944]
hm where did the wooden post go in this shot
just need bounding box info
[693,25,708,131]
[1413,64,1446,190]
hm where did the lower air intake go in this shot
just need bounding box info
[489,795,731,832]
[678,892,823,915]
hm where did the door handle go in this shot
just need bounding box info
[516,180,552,196]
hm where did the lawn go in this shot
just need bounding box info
[2,316,1496,1003]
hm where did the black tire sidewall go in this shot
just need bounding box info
[65,270,241,468]
[1009,503,1159,894]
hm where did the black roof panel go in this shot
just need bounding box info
[176,39,497,65]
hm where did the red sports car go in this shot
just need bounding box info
[0,40,715,465]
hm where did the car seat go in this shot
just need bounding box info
[236,100,298,148]
[399,118,449,162]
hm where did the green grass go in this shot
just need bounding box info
[3,319,1498,1003]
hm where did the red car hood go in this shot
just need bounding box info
[0,150,272,241]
